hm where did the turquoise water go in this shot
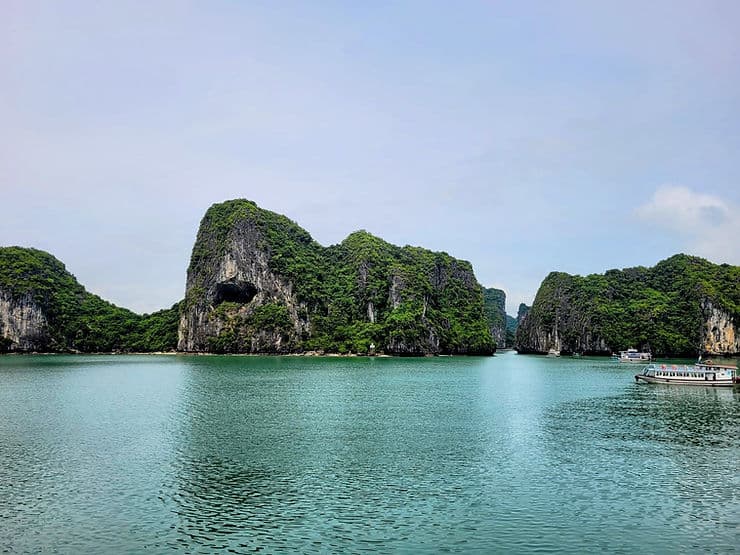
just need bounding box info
[0,352,737,553]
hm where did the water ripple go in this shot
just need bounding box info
[0,354,738,553]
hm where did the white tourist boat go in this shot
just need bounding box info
[618,348,652,363]
[635,361,738,387]
[547,348,561,357]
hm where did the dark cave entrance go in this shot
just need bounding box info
[214,281,258,305]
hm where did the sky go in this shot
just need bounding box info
[2,1,739,315]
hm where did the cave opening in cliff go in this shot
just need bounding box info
[214,281,258,305]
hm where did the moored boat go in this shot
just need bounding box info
[547,348,561,357]
[618,348,651,363]
[635,361,738,387]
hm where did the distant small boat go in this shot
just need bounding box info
[618,348,651,363]
[635,360,738,387]
[547,348,561,357]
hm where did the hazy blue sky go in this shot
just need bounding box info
[2,1,739,314]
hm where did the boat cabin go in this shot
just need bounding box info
[636,362,737,386]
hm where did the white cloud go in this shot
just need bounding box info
[635,185,729,232]
[635,185,739,264]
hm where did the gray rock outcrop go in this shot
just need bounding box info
[0,291,50,352]
[701,300,740,355]
[178,209,308,353]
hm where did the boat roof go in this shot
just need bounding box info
[696,362,738,370]
[648,362,738,370]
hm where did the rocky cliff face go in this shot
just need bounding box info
[516,255,740,356]
[381,257,489,355]
[516,303,530,325]
[483,288,507,348]
[515,272,611,355]
[178,199,495,355]
[178,204,309,353]
[0,291,50,352]
[701,300,740,355]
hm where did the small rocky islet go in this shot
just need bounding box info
[1,199,738,356]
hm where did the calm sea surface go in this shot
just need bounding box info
[0,352,737,553]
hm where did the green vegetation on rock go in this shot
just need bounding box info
[516,254,740,356]
[2,200,497,356]
[0,247,180,353]
[483,288,507,347]
[182,200,495,355]
[505,315,517,347]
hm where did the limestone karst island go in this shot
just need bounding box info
[1,199,738,358]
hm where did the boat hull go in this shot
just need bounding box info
[634,374,735,387]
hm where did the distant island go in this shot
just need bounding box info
[1,199,495,355]
[482,288,526,349]
[516,254,740,357]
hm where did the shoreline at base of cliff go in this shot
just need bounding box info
[0,351,495,358]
